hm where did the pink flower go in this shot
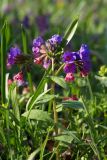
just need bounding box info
[8,79,13,86]
[80,71,88,77]
[13,71,24,86]
[63,95,78,101]
[65,73,75,82]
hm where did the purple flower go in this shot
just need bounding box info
[64,63,76,73]
[32,34,62,69]
[75,52,81,60]
[36,14,49,35]
[43,59,51,69]
[32,47,40,57]
[32,37,45,58]
[49,34,62,45]
[79,44,90,61]
[62,44,91,77]
[7,47,21,65]
[79,44,91,75]
[82,61,91,73]
[22,16,30,28]
[33,37,44,47]
[62,51,77,63]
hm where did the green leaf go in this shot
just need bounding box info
[5,22,10,46]
[0,21,6,104]
[26,88,51,110]
[95,75,107,87]
[9,112,20,126]
[40,128,51,160]
[54,134,73,143]
[0,127,7,144]
[62,100,84,109]
[97,124,107,130]
[54,131,80,144]
[21,24,27,54]
[56,104,63,112]
[36,94,56,104]
[64,18,78,44]
[50,76,68,89]
[5,73,9,100]
[22,109,52,121]
[28,148,40,160]
[26,68,50,111]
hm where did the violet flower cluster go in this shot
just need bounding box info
[7,47,21,66]
[7,46,32,67]
[36,14,49,35]
[32,34,62,69]
[62,44,91,82]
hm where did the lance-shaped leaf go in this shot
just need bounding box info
[28,148,40,160]
[1,22,6,104]
[35,94,57,105]
[62,100,84,109]
[50,76,68,89]
[54,131,80,144]
[64,18,78,44]
[26,68,50,110]
[26,88,51,110]
[22,109,52,122]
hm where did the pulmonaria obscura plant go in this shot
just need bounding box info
[0,18,99,160]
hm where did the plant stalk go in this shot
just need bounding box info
[51,58,59,160]
[51,58,58,128]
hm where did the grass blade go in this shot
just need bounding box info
[64,18,78,44]
[21,24,34,94]
[0,22,6,104]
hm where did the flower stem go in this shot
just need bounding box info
[51,58,59,160]
[55,63,65,76]
[51,58,58,127]
[27,71,34,94]
[52,83,58,126]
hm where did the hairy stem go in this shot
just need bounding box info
[52,58,58,127]
[51,58,59,160]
